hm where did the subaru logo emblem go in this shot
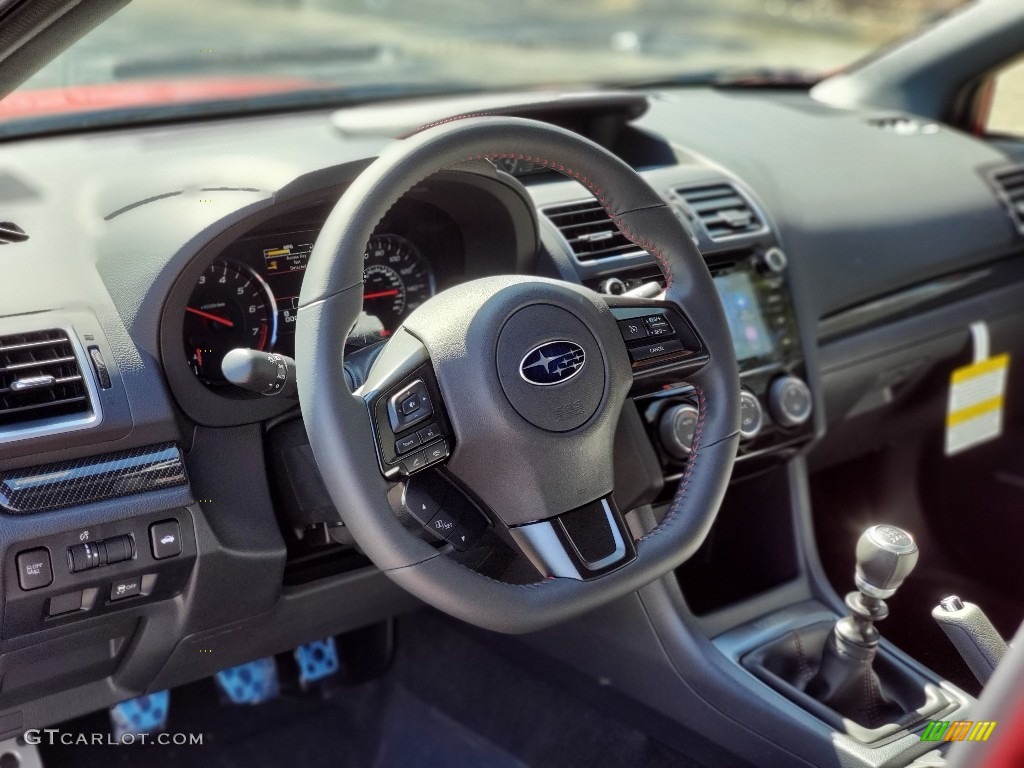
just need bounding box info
[519,341,586,386]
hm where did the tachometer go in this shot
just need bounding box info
[183,261,277,384]
[362,234,434,329]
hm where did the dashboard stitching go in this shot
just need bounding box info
[638,384,705,541]
[413,110,508,134]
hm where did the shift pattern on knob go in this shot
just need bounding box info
[855,524,919,599]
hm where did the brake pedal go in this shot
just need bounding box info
[110,690,170,739]
[215,657,280,705]
[294,637,341,689]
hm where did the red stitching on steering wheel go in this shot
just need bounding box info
[467,152,674,291]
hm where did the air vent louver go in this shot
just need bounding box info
[0,222,28,244]
[675,183,763,240]
[542,200,645,262]
[0,329,90,428]
[992,166,1024,234]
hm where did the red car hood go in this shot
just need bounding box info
[0,77,322,120]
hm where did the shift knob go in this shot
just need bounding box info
[854,525,919,599]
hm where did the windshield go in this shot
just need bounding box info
[1,0,968,129]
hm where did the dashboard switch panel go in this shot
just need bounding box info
[150,520,182,560]
[17,548,53,590]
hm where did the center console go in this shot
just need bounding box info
[522,170,973,768]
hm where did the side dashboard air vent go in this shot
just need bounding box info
[0,329,91,428]
[0,222,28,244]
[991,166,1024,234]
[675,183,764,240]
[542,200,645,262]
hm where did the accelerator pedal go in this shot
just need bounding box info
[294,637,341,689]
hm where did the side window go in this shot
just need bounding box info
[987,58,1024,137]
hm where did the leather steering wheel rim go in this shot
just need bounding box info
[296,116,740,633]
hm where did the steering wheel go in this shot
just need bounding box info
[296,117,740,633]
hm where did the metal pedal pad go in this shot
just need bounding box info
[215,657,279,705]
[294,637,341,688]
[110,690,170,739]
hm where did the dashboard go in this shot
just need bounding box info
[1,85,1024,738]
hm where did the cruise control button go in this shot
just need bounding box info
[416,423,442,443]
[425,507,461,541]
[402,451,429,474]
[423,440,449,466]
[395,433,421,455]
[617,320,648,341]
[17,548,53,591]
[647,325,674,337]
[645,314,670,327]
[629,338,686,362]
[110,577,142,601]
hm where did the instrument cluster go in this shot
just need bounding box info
[183,224,445,387]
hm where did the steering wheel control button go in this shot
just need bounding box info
[617,319,649,341]
[401,451,429,475]
[110,577,142,601]
[645,314,670,328]
[150,520,182,560]
[395,433,421,455]
[387,379,432,432]
[423,440,449,466]
[16,548,53,591]
[738,390,764,440]
[403,473,448,525]
[768,375,813,428]
[416,423,441,443]
[659,402,700,460]
[629,338,685,362]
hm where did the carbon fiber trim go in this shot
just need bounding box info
[0,443,187,514]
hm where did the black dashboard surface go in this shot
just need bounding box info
[0,85,1023,734]
[0,86,1018,456]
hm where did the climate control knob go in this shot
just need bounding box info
[659,402,700,459]
[768,375,813,428]
[738,390,764,440]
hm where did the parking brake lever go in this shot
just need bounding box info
[932,595,1008,685]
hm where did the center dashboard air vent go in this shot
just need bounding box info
[991,166,1024,234]
[541,199,645,263]
[0,329,92,429]
[674,183,764,241]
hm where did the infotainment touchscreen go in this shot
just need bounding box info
[713,272,774,362]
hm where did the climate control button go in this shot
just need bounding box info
[659,402,700,460]
[768,375,813,428]
[738,390,764,440]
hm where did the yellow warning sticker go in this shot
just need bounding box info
[945,353,1009,456]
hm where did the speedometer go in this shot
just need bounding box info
[183,261,277,384]
[362,234,434,329]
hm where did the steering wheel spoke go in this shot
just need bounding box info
[359,328,455,479]
[509,496,636,580]
[602,295,711,394]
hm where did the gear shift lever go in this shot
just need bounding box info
[805,525,919,722]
